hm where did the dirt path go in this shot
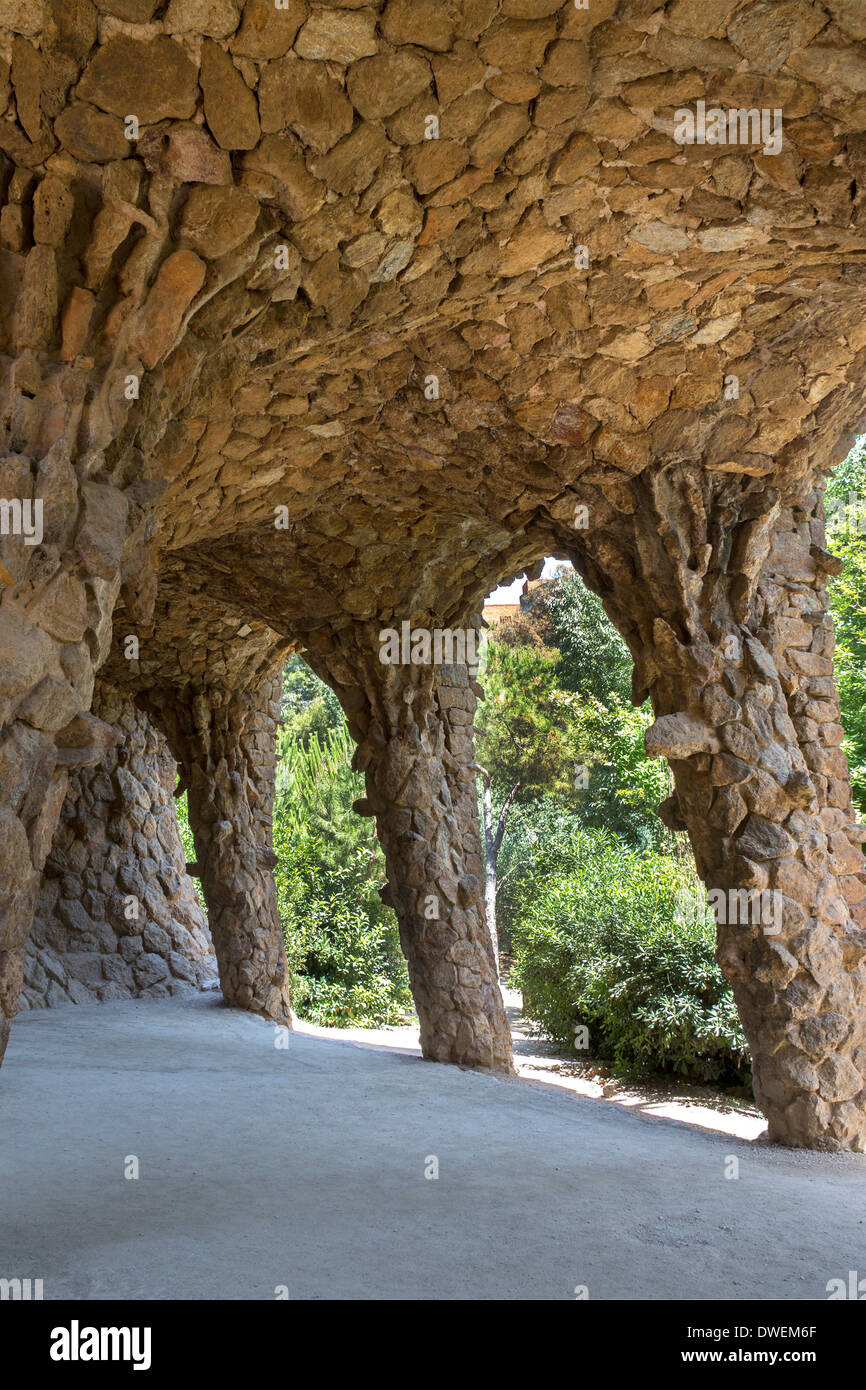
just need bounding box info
[294,984,768,1143]
[8,992,862,1301]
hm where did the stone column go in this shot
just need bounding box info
[309,628,513,1073]
[0,716,69,1063]
[0,361,159,1063]
[20,685,215,1010]
[144,673,292,1027]
[578,466,866,1150]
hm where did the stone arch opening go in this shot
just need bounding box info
[272,649,412,1027]
[476,552,680,964]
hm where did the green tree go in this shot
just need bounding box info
[545,573,675,848]
[475,640,580,803]
[476,571,684,959]
[279,652,344,750]
[547,574,634,708]
[474,639,582,964]
[566,694,674,852]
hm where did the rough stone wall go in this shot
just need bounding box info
[18,685,216,1011]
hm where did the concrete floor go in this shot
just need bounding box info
[2,993,864,1301]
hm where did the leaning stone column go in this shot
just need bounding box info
[0,361,160,1064]
[580,466,866,1150]
[145,673,291,1027]
[308,626,513,1073]
[21,684,215,1010]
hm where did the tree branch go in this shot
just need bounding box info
[493,780,521,857]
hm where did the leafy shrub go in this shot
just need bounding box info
[509,816,750,1085]
[274,821,410,1027]
[273,722,411,1027]
[495,800,579,954]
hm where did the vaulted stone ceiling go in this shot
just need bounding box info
[6,0,866,657]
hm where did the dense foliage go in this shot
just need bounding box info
[476,573,677,858]
[471,570,750,1082]
[273,804,410,1028]
[506,813,749,1084]
[278,653,344,748]
[546,574,634,708]
[474,639,582,805]
[826,441,866,817]
[273,665,410,1026]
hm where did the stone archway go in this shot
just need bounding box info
[2,0,866,1149]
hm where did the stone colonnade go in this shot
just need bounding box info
[1,0,866,1152]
